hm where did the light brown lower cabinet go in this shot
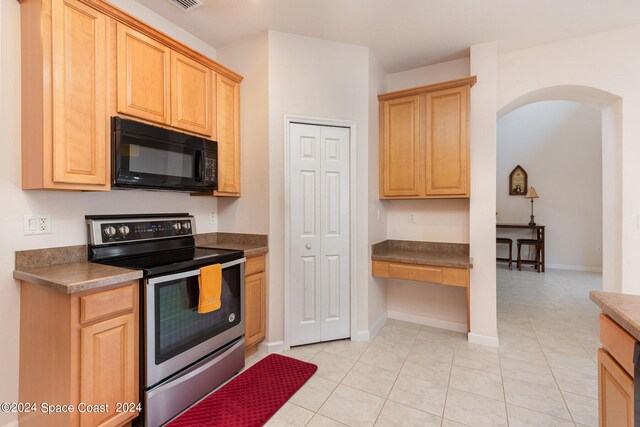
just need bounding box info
[19,281,139,427]
[598,313,636,427]
[245,254,266,355]
[598,348,633,427]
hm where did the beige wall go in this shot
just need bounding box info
[267,32,371,346]
[216,34,270,234]
[497,101,603,271]
[468,42,499,344]
[0,2,220,424]
[367,54,388,335]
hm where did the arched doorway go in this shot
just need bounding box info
[497,85,622,293]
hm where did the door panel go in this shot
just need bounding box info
[80,313,136,427]
[290,124,322,345]
[381,96,421,197]
[289,123,350,346]
[170,51,212,136]
[425,86,469,196]
[117,24,171,124]
[319,126,350,341]
[215,74,241,196]
[51,0,107,185]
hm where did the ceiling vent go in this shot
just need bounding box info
[166,0,204,12]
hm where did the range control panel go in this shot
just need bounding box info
[88,216,195,244]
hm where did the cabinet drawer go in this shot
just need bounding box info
[388,263,443,283]
[600,314,636,377]
[80,284,135,325]
[372,260,469,287]
[245,255,265,276]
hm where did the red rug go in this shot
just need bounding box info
[166,354,317,427]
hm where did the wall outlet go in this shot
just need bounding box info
[408,213,416,223]
[24,214,51,235]
[209,212,217,225]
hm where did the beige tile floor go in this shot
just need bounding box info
[247,268,602,427]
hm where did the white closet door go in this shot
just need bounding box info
[289,123,350,346]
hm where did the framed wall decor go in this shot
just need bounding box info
[509,165,528,195]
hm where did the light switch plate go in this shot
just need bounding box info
[24,214,51,235]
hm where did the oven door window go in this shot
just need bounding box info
[154,266,241,364]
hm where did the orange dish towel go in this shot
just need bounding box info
[198,264,222,314]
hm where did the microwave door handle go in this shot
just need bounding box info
[194,150,204,182]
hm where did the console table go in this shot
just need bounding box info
[496,224,546,272]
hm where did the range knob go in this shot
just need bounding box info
[182,221,191,231]
[172,222,182,231]
[118,225,130,236]
[103,226,116,237]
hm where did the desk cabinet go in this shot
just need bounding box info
[372,260,470,332]
[378,77,475,199]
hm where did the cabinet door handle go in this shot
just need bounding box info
[305,243,312,250]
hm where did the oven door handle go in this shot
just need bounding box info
[147,258,246,286]
[221,258,246,269]
[148,269,201,286]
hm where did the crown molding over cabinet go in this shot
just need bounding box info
[20,0,243,195]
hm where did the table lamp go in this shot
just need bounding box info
[524,187,539,226]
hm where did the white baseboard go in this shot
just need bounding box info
[2,420,19,427]
[387,311,467,333]
[259,340,284,354]
[545,263,602,273]
[355,312,388,342]
[468,332,500,347]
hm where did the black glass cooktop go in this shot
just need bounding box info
[97,247,244,277]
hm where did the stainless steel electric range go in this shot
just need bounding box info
[86,213,246,427]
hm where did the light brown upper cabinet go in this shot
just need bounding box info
[21,0,242,192]
[117,24,172,125]
[378,76,476,199]
[117,25,214,137]
[171,52,213,136]
[21,0,110,190]
[380,95,421,197]
[215,74,242,196]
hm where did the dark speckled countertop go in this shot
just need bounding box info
[590,291,640,341]
[372,240,473,269]
[195,232,268,257]
[13,245,142,293]
[14,232,268,294]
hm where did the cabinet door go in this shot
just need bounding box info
[598,348,633,427]
[51,0,108,186]
[117,24,171,124]
[425,86,469,197]
[245,272,266,348]
[380,96,421,198]
[215,74,241,196]
[80,313,137,427]
[171,52,213,136]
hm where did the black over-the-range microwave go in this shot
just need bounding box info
[111,117,217,192]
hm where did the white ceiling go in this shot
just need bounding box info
[135,0,640,73]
